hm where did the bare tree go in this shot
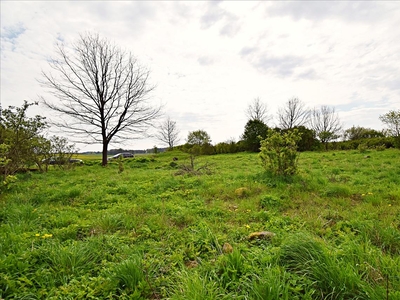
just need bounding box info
[156,117,180,149]
[309,105,342,150]
[246,97,272,124]
[278,97,309,129]
[40,33,161,166]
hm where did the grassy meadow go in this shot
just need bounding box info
[1,149,400,299]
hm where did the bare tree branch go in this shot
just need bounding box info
[278,97,310,129]
[156,117,180,149]
[309,105,342,150]
[246,97,272,124]
[40,33,161,165]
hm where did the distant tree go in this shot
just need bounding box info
[283,126,318,152]
[343,126,384,141]
[246,97,272,124]
[309,105,342,150]
[187,130,211,146]
[241,119,269,152]
[185,130,213,155]
[156,117,180,149]
[277,97,309,129]
[40,33,161,166]
[379,109,400,148]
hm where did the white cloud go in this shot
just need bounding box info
[1,1,399,151]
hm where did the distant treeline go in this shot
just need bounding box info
[81,147,168,155]
[176,126,398,155]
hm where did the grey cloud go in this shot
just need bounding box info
[267,2,396,23]
[177,112,218,129]
[75,2,157,39]
[239,46,257,57]
[201,2,226,29]
[297,68,317,80]
[197,56,215,66]
[220,22,240,37]
[200,2,241,37]
[255,55,305,77]
[385,79,400,91]
[219,12,241,37]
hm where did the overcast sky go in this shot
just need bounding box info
[1,1,399,151]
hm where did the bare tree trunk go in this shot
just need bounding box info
[102,140,109,166]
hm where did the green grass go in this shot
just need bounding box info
[0,149,399,299]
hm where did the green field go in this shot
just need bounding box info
[1,149,399,299]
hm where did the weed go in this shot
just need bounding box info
[260,194,282,210]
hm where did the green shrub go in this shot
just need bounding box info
[358,143,368,153]
[259,129,302,176]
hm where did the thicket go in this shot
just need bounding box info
[329,137,395,151]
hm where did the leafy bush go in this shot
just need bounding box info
[358,143,368,153]
[259,129,302,176]
[329,137,394,150]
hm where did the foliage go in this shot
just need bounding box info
[0,101,47,176]
[343,126,384,141]
[283,126,319,152]
[214,140,240,154]
[329,137,395,150]
[182,130,215,156]
[380,109,400,148]
[259,129,302,176]
[187,130,211,146]
[241,119,269,152]
[357,143,368,153]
